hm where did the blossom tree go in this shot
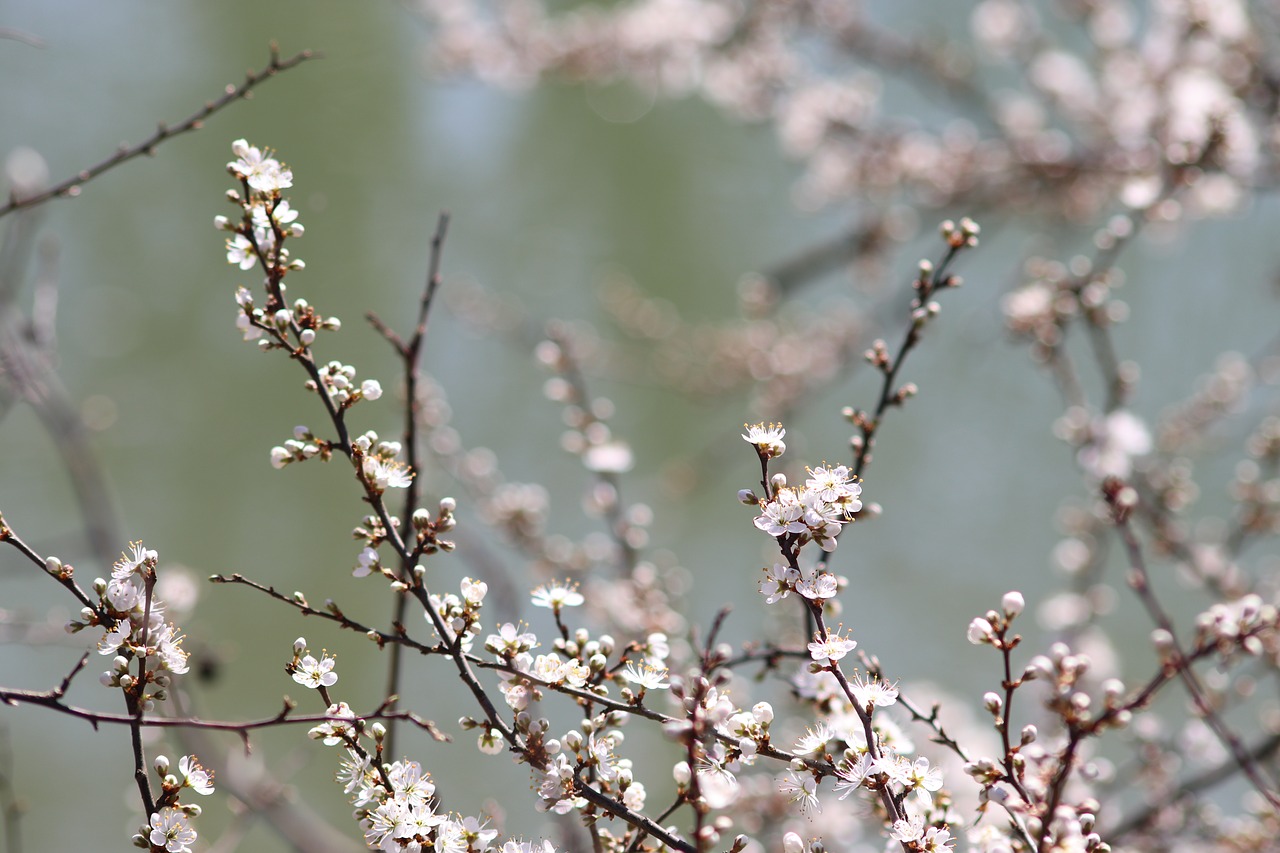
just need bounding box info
[3,3,1280,852]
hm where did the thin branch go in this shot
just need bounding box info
[367,211,450,760]
[851,238,966,480]
[571,766,695,853]
[1107,489,1280,812]
[543,326,640,575]
[0,517,97,611]
[0,684,444,745]
[1107,730,1280,840]
[0,45,319,219]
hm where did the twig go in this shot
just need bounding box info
[571,766,695,853]
[0,45,318,219]
[1106,730,1280,839]
[851,238,966,480]
[0,518,97,611]
[1107,489,1280,812]
[366,211,451,759]
[543,325,640,575]
[0,684,444,748]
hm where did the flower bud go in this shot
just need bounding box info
[967,617,996,645]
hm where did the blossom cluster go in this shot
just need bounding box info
[748,465,863,556]
[136,754,215,853]
[290,637,562,853]
[416,0,1271,223]
[357,432,416,493]
[61,543,190,706]
[10,71,1280,853]
[218,140,299,260]
[215,140,416,509]
[195,139,1280,853]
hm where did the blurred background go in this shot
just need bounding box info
[1,1,1278,850]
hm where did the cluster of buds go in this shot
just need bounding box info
[966,590,1026,650]
[429,576,488,648]
[411,496,458,555]
[306,360,384,408]
[940,217,980,250]
[1023,642,1124,732]
[1195,593,1279,656]
[270,425,333,469]
[352,509,395,549]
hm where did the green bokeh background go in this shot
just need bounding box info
[1,2,1278,850]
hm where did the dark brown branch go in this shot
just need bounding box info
[0,518,97,611]
[0,45,319,219]
[572,766,695,853]
[371,212,451,759]
[0,683,443,744]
